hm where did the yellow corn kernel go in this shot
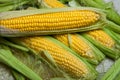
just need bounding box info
[87,29,115,48]
[54,34,94,58]
[0,10,100,32]
[43,0,67,8]
[19,36,89,78]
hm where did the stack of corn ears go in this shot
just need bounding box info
[40,0,105,64]
[0,0,120,80]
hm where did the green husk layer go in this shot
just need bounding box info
[0,45,42,80]
[0,0,31,12]
[81,33,120,60]
[12,71,25,80]
[0,37,29,52]
[103,27,120,45]
[0,7,106,37]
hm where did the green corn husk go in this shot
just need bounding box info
[81,33,120,60]
[54,34,105,65]
[0,0,16,3]
[101,58,120,80]
[0,0,31,12]
[93,0,105,6]
[0,45,42,80]
[12,71,25,80]
[9,36,98,80]
[105,20,120,34]
[0,7,106,37]
[103,27,120,45]
[0,37,29,52]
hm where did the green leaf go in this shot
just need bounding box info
[0,45,42,80]
[0,37,29,52]
[12,70,25,80]
[82,33,120,59]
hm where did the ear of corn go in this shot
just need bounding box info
[0,7,106,37]
[54,34,105,64]
[78,0,120,33]
[41,0,67,8]
[82,29,120,59]
[79,0,120,26]
[87,30,115,48]
[13,36,98,79]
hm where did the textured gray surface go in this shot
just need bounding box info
[0,64,14,80]
[96,58,114,80]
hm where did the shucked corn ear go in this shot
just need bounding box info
[0,7,106,37]
[54,34,105,64]
[82,29,120,59]
[15,36,97,79]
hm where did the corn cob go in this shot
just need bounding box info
[82,29,120,59]
[17,36,97,79]
[0,7,106,37]
[42,0,104,64]
[41,0,67,8]
[87,30,115,48]
[0,9,99,30]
